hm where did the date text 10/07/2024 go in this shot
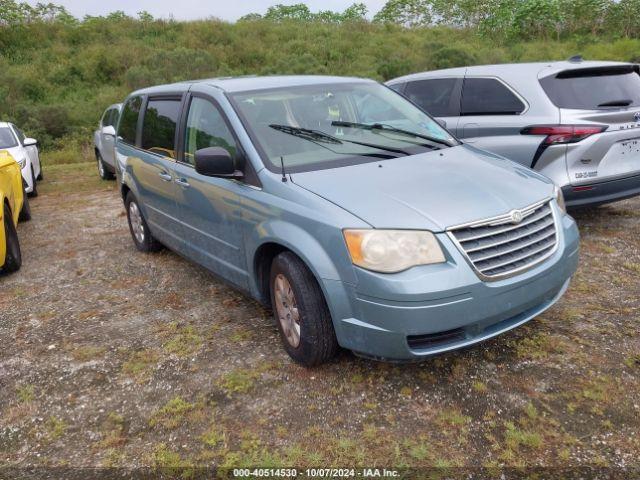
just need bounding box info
[232,468,400,477]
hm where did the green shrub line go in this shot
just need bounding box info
[1,1,640,164]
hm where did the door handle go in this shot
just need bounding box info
[174,178,190,188]
[158,171,172,182]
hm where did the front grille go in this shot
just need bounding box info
[448,200,557,280]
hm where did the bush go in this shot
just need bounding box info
[0,9,639,161]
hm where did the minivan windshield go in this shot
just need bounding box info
[540,66,640,110]
[229,82,457,173]
[0,127,18,149]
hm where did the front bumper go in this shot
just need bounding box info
[563,173,640,208]
[324,210,580,361]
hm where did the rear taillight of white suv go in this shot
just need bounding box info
[521,125,608,145]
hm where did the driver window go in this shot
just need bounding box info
[184,97,238,166]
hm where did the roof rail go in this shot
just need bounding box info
[568,55,583,63]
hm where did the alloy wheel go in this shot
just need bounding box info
[274,273,301,348]
[128,201,145,244]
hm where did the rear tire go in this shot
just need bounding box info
[18,187,31,222]
[269,252,338,366]
[97,152,114,180]
[125,192,162,252]
[2,203,22,274]
[28,166,38,197]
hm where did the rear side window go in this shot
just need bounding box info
[119,97,142,145]
[540,66,640,110]
[404,78,460,116]
[461,78,525,115]
[141,98,181,159]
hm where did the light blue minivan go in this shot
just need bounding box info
[115,76,579,366]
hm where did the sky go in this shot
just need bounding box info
[24,0,389,22]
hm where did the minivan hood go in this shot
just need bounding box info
[292,145,554,231]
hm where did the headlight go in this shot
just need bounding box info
[343,229,446,273]
[17,157,26,168]
[555,185,566,214]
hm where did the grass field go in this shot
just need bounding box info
[0,163,639,474]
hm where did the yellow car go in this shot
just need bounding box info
[1,150,30,274]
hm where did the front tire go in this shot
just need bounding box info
[270,252,338,366]
[28,166,38,197]
[18,187,31,222]
[2,203,22,274]
[97,152,114,180]
[125,192,162,252]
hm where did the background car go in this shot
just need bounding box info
[116,76,578,366]
[387,59,640,208]
[94,103,122,180]
[0,150,30,274]
[0,121,42,197]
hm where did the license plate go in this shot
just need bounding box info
[619,138,640,155]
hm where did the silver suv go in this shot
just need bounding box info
[387,59,640,207]
[94,103,122,180]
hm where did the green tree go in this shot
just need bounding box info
[510,0,563,39]
[137,10,154,22]
[606,0,640,38]
[373,0,434,27]
[342,3,368,21]
[238,13,263,22]
[0,0,26,24]
[559,0,610,36]
[263,4,312,21]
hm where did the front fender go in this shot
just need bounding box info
[245,219,356,297]
[120,169,150,216]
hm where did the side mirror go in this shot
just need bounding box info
[103,126,116,137]
[23,137,37,146]
[436,119,447,129]
[194,147,242,178]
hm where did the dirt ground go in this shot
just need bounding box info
[1,163,639,475]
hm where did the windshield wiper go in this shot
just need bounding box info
[269,124,342,144]
[332,121,453,147]
[269,124,410,156]
[597,99,633,107]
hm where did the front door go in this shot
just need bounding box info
[173,94,250,289]
[101,109,117,167]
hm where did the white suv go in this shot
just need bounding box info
[0,122,42,197]
[388,59,640,208]
[94,103,122,180]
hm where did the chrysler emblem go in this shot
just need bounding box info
[509,209,523,224]
[634,112,640,123]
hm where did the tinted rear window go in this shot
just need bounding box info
[119,97,142,145]
[540,66,640,110]
[461,78,525,115]
[141,98,181,158]
[405,78,460,116]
